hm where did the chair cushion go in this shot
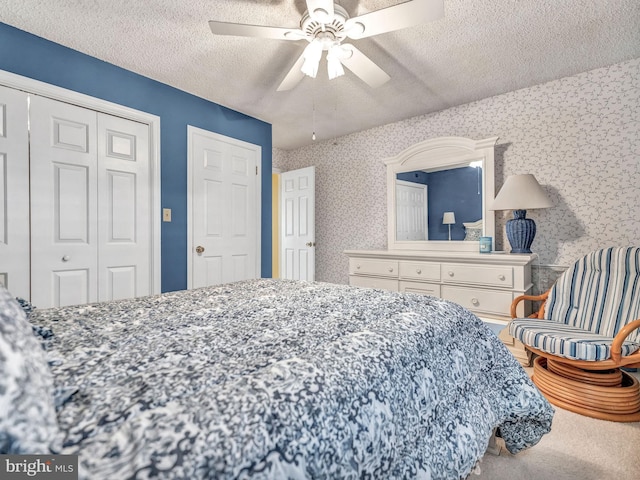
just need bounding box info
[510,318,640,361]
[544,247,640,342]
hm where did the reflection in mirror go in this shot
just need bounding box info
[385,136,497,252]
[395,164,483,241]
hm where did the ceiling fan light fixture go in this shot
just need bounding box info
[327,57,344,79]
[301,57,319,78]
[301,40,323,78]
[327,44,345,79]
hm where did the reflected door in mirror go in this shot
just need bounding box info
[395,179,428,240]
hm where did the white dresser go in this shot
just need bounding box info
[344,249,537,365]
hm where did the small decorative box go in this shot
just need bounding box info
[479,236,492,253]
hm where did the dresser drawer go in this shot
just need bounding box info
[441,263,513,288]
[399,261,440,281]
[350,275,398,291]
[442,285,513,317]
[399,280,441,297]
[349,258,399,277]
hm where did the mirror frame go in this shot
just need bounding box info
[385,136,498,252]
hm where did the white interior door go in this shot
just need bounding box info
[396,179,428,241]
[0,85,29,299]
[280,166,315,281]
[188,126,261,288]
[97,113,151,301]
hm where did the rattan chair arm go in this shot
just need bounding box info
[611,318,640,364]
[510,290,550,319]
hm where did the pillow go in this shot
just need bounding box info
[0,286,59,454]
[463,219,483,241]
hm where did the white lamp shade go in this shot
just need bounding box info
[442,211,456,224]
[490,174,552,211]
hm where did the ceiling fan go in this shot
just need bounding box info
[209,0,444,91]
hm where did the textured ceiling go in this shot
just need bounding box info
[1,0,639,150]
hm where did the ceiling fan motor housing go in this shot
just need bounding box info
[301,5,349,44]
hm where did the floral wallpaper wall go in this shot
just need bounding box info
[274,58,640,288]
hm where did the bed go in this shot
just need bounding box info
[1,279,553,479]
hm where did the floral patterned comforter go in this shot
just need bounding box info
[30,279,553,479]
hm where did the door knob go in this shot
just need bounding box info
[195,246,205,254]
[305,242,316,247]
[62,255,70,262]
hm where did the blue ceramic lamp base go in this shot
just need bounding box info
[506,209,536,254]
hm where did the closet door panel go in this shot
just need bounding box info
[0,85,29,299]
[30,95,98,308]
[55,163,90,241]
[97,113,151,302]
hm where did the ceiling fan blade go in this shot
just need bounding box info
[305,0,335,24]
[209,21,306,41]
[344,0,444,40]
[339,44,390,88]
[277,52,307,91]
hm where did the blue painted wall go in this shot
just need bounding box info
[427,167,483,240]
[0,23,272,292]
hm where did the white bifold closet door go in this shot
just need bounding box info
[0,89,151,308]
[0,85,30,299]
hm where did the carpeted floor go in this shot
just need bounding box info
[473,369,640,480]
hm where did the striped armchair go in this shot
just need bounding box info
[509,246,640,422]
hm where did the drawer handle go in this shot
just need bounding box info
[416,268,422,274]
[388,267,394,273]
[356,264,361,269]
[448,271,454,277]
[471,297,480,306]
[498,274,506,281]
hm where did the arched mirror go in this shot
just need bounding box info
[385,136,498,252]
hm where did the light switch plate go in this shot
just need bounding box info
[162,208,172,222]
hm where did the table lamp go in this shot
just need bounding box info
[442,211,456,241]
[490,174,552,253]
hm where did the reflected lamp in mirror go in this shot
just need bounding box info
[490,174,552,254]
[442,211,456,241]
